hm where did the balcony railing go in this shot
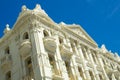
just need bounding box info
[51,65,63,80]
[43,36,57,52]
[19,39,31,57]
[59,43,73,59]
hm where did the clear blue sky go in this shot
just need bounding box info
[0,0,120,55]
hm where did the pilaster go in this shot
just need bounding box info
[87,49,100,80]
[55,34,69,80]
[29,21,52,80]
[97,54,109,80]
[71,55,82,80]
[77,44,91,80]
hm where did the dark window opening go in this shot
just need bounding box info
[65,61,71,78]
[23,32,29,39]
[6,71,11,80]
[89,71,94,80]
[5,47,10,54]
[59,38,63,44]
[43,30,49,37]
[25,57,34,79]
[99,74,103,80]
[48,54,57,74]
[78,67,85,79]
[71,43,76,52]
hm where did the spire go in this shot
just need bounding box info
[4,24,11,34]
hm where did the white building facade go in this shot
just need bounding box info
[0,4,120,80]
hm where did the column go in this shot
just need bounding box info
[83,47,89,60]
[77,44,91,80]
[66,38,72,52]
[55,35,69,80]
[72,43,79,55]
[87,49,100,80]
[97,54,109,80]
[29,21,52,80]
[71,55,82,80]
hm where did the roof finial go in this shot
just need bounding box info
[35,4,41,10]
[4,24,11,34]
[22,5,27,11]
[101,44,108,53]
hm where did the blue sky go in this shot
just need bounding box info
[0,0,120,55]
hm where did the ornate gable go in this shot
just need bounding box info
[64,24,97,45]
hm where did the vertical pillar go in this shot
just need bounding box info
[73,43,79,56]
[29,21,52,80]
[87,49,100,80]
[71,55,82,80]
[97,54,109,80]
[77,44,91,80]
[83,47,89,60]
[66,38,72,52]
[54,35,69,80]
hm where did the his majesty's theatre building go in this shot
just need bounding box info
[0,4,120,80]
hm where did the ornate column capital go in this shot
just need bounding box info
[77,44,82,49]
[86,48,91,54]
[28,20,43,33]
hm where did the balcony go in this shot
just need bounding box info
[53,74,63,80]
[75,56,83,64]
[59,43,73,59]
[43,37,57,52]
[52,71,63,80]
[50,65,63,80]
[0,54,12,71]
[87,61,93,68]
[19,39,31,57]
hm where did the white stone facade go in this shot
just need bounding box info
[0,4,120,80]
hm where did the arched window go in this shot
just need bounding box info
[23,32,29,39]
[43,30,49,37]
[59,37,63,44]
